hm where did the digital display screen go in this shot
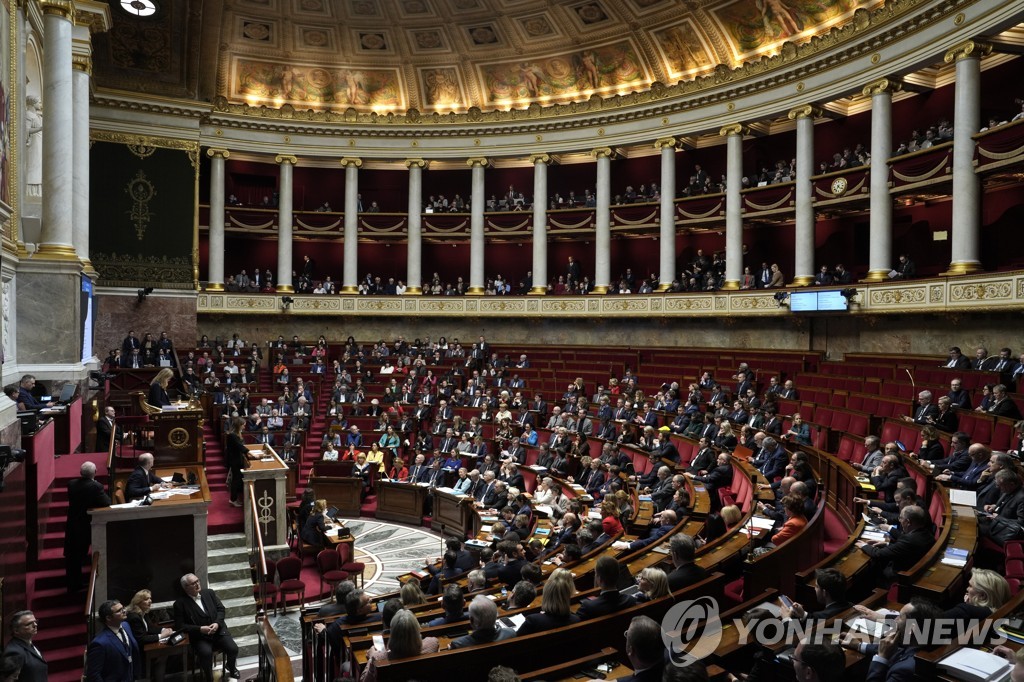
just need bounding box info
[788,290,849,312]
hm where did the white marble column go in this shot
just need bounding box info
[655,138,677,291]
[593,148,613,294]
[530,153,550,294]
[275,155,296,293]
[206,149,229,290]
[467,158,487,295]
[37,1,76,260]
[71,55,93,275]
[945,41,990,276]
[862,78,900,281]
[340,158,362,293]
[405,159,426,294]
[789,106,820,286]
[720,125,747,289]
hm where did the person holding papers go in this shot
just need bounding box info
[300,499,330,549]
[225,417,255,507]
[126,453,163,501]
[126,589,173,682]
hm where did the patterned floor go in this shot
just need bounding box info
[252,519,442,661]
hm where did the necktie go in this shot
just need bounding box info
[118,628,129,652]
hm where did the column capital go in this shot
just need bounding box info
[787,105,823,121]
[206,148,230,159]
[339,157,363,168]
[71,54,92,75]
[275,155,297,165]
[654,137,678,150]
[591,147,614,159]
[405,158,428,169]
[719,124,748,138]
[944,40,992,64]
[529,153,552,165]
[862,77,903,97]
[40,0,75,20]
[74,1,111,33]
[466,157,490,168]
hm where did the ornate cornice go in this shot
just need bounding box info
[71,54,91,75]
[405,159,428,169]
[40,0,75,20]
[339,157,363,168]
[529,153,552,165]
[89,130,199,154]
[73,0,111,33]
[787,105,823,121]
[719,124,748,137]
[862,77,904,97]
[944,39,993,63]
[274,155,297,165]
[206,148,230,159]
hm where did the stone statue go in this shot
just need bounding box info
[25,96,43,196]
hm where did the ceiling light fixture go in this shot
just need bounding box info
[120,0,157,17]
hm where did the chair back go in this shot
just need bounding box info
[113,482,125,505]
[337,541,353,563]
[317,549,339,573]
[277,555,302,580]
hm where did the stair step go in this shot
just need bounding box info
[212,578,258,600]
[209,560,253,583]
[208,532,248,551]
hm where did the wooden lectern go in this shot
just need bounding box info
[376,481,428,525]
[243,445,290,557]
[431,488,476,537]
[131,392,205,465]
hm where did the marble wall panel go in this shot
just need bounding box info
[95,293,198,359]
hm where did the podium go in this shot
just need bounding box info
[308,468,363,519]
[376,481,428,525]
[131,393,205,465]
[91,465,211,606]
[431,488,476,537]
[242,445,290,557]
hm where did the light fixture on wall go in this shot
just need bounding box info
[120,0,158,17]
[281,296,294,309]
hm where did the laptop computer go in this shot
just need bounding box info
[58,384,77,404]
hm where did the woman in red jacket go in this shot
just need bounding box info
[770,495,808,546]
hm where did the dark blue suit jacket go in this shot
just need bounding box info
[86,626,140,682]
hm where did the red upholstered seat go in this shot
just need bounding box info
[339,541,367,587]
[723,577,744,606]
[316,549,349,596]
[1006,558,1024,579]
[822,508,848,555]
[253,558,279,615]
[277,555,305,612]
[1005,541,1024,560]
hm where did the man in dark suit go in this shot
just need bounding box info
[444,538,478,572]
[858,506,934,581]
[95,406,122,453]
[781,568,851,621]
[64,461,111,592]
[942,346,971,370]
[753,437,787,481]
[869,454,909,503]
[666,534,707,592]
[406,454,430,483]
[946,378,972,409]
[480,474,503,508]
[988,384,1022,420]
[849,600,943,681]
[578,556,631,619]
[979,469,1024,545]
[4,611,48,682]
[125,453,162,501]
[689,452,735,505]
[86,600,140,682]
[173,574,240,680]
[935,443,990,489]
[621,615,667,681]
[495,541,527,587]
[904,390,940,425]
[973,346,996,371]
[991,347,1018,375]
[448,596,515,649]
[617,511,677,551]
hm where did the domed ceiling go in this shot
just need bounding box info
[94,0,876,112]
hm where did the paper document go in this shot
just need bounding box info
[949,489,977,507]
[748,516,776,530]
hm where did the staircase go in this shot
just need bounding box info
[207,532,261,659]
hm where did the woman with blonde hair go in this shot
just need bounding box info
[361,609,439,682]
[148,367,174,407]
[721,504,742,528]
[633,567,670,603]
[400,579,426,607]
[126,589,173,681]
[516,567,580,635]
[715,421,737,451]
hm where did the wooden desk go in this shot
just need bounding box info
[376,481,428,525]
[39,396,83,455]
[308,476,363,518]
[142,403,206,465]
[243,445,290,555]
[431,488,475,536]
[142,634,189,680]
[91,465,211,605]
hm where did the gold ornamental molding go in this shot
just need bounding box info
[39,0,75,20]
[339,157,363,168]
[90,131,199,155]
[71,55,92,75]
[197,272,1024,318]
[719,124,749,138]
[944,40,993,64]
[787,105,823,120]
[591,147,614,159]
[654,138,678,150]
[861,77,903,97]
[206,148,231,159]
[466,157,490,168]
[275,155,297,165]
[405,159,428,169]
[528,153,552,165]
[74,0,111,33]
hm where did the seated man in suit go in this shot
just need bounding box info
[125,453,162,501]
[173,574,239,680]
[613,510,677,552]
[979,469,1024,545]
[622,615,667,681]
[687,452,734,507]
[843,599,944,681]
[780,568,852,621]
[86,599,140,682]
[665,534,707,592]
[791,640,847,682]
[868,454,909,503]
[903,390,940,425]
[856,506,934,582]
[578,556,632,619]
[448,596,515,649]
[934,443,990,489]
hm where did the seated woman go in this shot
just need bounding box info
[354,453,373,496]
[400,580,427,607]
[494,418,515,450]
[389,456,409,481]
[443,451,463,470]
[784,413,812,447]
[300,499,330,549]
[126,589,174,682]
[495,402,513,423]
[365,442,385,473]
[615,489,634,521]
[769,495,807,546]
[360,610,439,682]
[600,499,623,537]
[917,425,945,461]
[715,422,738,451]
[378,425,400,456]
[515,569,580,636]
[632,567,670,604]
[533,477,557,506]
[452,467,472,494]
